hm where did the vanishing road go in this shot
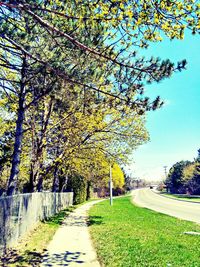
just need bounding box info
[133,188,200,224]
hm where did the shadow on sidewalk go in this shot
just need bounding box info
[41,250,85,266]
[0,249,85,267]
[61,215,104,227]
[62,215,88,227]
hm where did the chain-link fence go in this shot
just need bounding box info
[0,192,73,253]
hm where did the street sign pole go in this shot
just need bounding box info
[109,164,113,206]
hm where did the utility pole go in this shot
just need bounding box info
[163,166,169,192]
[109,164,113,206]
[163,166,167,179]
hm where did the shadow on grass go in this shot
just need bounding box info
[42,206,76,226]
[0,248,85,267]
[0,248,43,267]
[88,216,104,226]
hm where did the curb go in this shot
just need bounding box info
[152,190,200,204]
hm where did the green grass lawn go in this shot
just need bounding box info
[89,196,200,267]
[161,193,200,202]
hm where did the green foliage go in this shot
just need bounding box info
[89,197,200,267]
[166,149,200,195]
[0,1,199,195]
[166,160,191,193]
[112,163,125,189]
[0,117,15,194]
[196,149,200,163]
[186,163,200,195]
[66,174,87,204]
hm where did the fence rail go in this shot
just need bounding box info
[0,192,73,252]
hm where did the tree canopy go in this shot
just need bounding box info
[165,149,200,195]
[0,0,199,196]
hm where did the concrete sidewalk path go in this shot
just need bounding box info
[41,200,103,267]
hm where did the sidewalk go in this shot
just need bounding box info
[41,200,103,267]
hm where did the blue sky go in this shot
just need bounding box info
[128,32,200,181]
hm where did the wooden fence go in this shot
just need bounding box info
[0,192,73,252]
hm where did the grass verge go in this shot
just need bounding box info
[89,196,200,267]
[161,193,200,202]
[1,206,76,267]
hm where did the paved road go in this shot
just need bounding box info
[133,188,200,224]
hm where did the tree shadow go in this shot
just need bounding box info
[88,215,104,226]
[0,248,43,266]
[62,214,90,227]
[61,215,104,227]
[41,250,85,266]
[0,249,43,267]
[0,248,86,267]
[42,207,76,226]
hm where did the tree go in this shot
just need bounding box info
[0,0,199,194]
[0,26,61,194]
[34,80,149,192]
[183,150,200,194]
[196,148,200,163]
[166,149,200,195]
[0,95,15,194]
[166,161,191,193]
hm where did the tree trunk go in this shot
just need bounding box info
[29,111,43,192]
[30,150,43,192]
[52,164,59,192]
[29,97,53,192]
[86,181,91,200]
[37,173,43,192]
[7,99,25,195]
[7,56,27,196]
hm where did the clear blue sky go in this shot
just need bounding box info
[128,32,200,181]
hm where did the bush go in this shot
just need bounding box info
[66,174,87,204]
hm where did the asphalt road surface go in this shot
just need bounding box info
[133,188,200,224]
